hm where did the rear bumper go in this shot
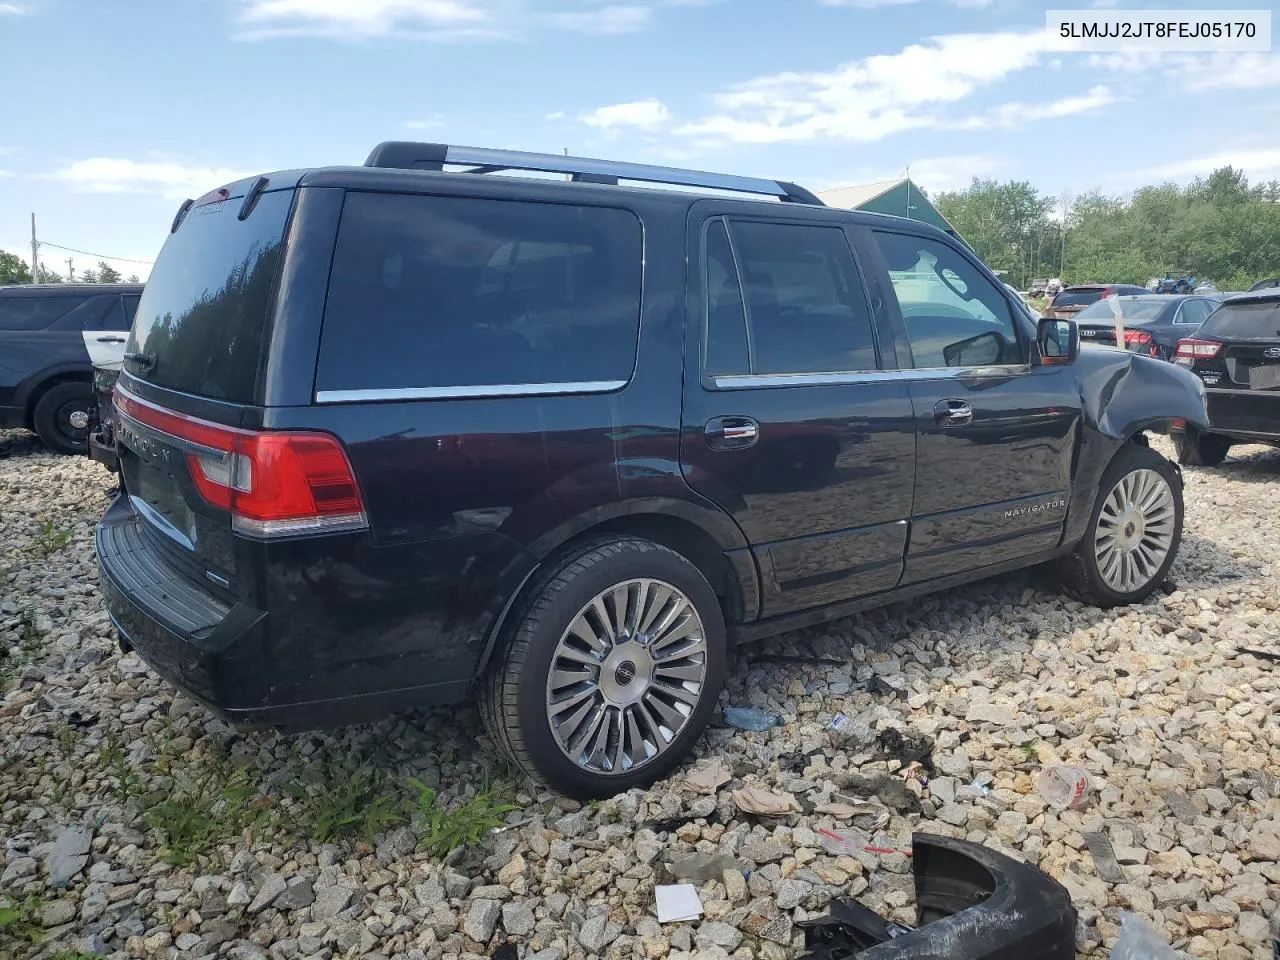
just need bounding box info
[1203,389,1280,441]
[95,496,468,728]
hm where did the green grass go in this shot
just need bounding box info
[99,732,140,805]
[143,759,274,867]
[284,758,406,844]
[32,520,73,556]
[0,894,44,946]
[406,778,519,858]
[0,609,43,683]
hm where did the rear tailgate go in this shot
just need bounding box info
[115,185,295,592]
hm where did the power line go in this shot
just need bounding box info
[36,240,154,265]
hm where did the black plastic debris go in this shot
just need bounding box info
[798,834,1078,960]
[873,728,935,776]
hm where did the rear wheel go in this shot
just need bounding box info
[33,381,93,455]
[480,538,726,798]
[1060,444,1183,607]
[1173,430,1230,467]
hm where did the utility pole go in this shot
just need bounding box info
[30,213,39,285]
[1060,190,1071,278]
[66,258,75,282]
[564,147,571,182]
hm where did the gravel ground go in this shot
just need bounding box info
[2,427,1278,960]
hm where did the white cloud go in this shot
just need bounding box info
[1133,149,1280,183]
[0,3,28,13]
[677,29,1073,144]
[54,158,251,200]
[1176,53,1280,92]
[0,169,14,178]
[581,98,670,129]
[402,114,446,130]
[957,85,1117,130]
[233,0,501,40]
[544,5,650,34]
[545,110,567,121]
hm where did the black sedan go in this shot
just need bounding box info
[1073,294,1219,360]
[1170,290,1280,465]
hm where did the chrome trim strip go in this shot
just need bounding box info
[315,380,629,404]
[445,145,789,198]
[116,408,231,461]
[712,365,1028,389]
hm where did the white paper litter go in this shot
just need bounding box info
[655,883,703,923]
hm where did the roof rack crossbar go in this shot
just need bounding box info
[363,141,823,205]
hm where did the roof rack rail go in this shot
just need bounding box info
[363,141,824,205]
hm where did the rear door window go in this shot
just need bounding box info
[0,296,87,330]
[126,190,293,403]
[703,218,878,377]
[1177,299,1212,326]
[317,193,643,397]
[1052,289,1104,308]
[1201,300,1280,339]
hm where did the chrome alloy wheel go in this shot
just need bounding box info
[1094,468,1176,593]
[545,578,708,776]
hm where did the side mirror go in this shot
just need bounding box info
[1035,317,1079,366]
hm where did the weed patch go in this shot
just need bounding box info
[406,778,518,858]
[33,520,73,556]
[144,758,273,867]
[0,609,43,683]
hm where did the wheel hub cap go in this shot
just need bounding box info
[1094,468,1176,593]
[68,410,90,430]
[545,578,708,776]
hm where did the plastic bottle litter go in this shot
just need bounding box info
[817,827,912,858]
[830,713,873,747]
[722,706,783,732]
[1037,765,1091,810]
[1109,912,1179,960]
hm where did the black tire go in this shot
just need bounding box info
[479,538,727,799]
[1059,443,1183,608]
[32,381,93,455]
[1173,430,1230,467]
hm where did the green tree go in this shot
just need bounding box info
[37,266,64,283]
[97,261,122,284]
[126,274,140,283]
[935,179,1058,289]
[0,250,33,284]
[79,269,99,283]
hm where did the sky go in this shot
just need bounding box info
[2,0,1279,281]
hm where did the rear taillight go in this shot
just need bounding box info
[1123,330,1158,356]
[113,386,367,538]
[1175,338,1222,359]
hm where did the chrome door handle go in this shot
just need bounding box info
[97,336,126,343]
[705,416,759,449]
[934,399,972,427]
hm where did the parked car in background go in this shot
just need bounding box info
[87,358,123,471]
[1043,283,1151,320]
[1248,277,1280,292]
[1073,294,1219,359]
[1046,278,1063,296]
[1029,278,1048,297]
[1171,290,1280,465]
[95,141,1208,797]
[0,283,144,453]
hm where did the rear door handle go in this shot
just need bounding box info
[96,336,126,343]
[934,399,973,427]
[705,416,759,449]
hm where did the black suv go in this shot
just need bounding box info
[0,283,144,453]
[1170,290,1280,465]
[96,143,1207,797]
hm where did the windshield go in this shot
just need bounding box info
[1075,298,1167,322]
[126,190,294,403]
[1201,300,1280,340]
[1051,289,1104,308]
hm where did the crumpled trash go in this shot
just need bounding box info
[813,800,889,827]
[731,786,801,816]
[832,774,922,815]
[681,758,732,796]
[668,853,746,885]
[1109,912,1179,960]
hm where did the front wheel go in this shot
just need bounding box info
[480,538,727,798]
[1060,444,1183,607]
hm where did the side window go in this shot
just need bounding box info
[78,296,126,331]
[317,194,643,394]
[872,232,1023,368]
[120,296,142,328]
[711,219,877,376]
[0,297,79,331]
[1178,299,1210,325]
[704,220,749,376]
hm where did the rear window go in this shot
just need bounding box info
[1052,289,1104,308]
[1201,300,1280,339]
[126,190,293,403]
[316,193,642,397]
[0,295,91,331]
[1075,298,1167,322]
